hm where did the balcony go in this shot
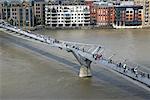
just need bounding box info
[65,20,71,23]
[65,23,71,27]
[84,16,90,19]
[52,24,57,27]
[52,20,57,23]
[84,20,90,23]
[52,17,57,20]
[65,17,71,20]
[52,14,57,16]
[84,13,90,16]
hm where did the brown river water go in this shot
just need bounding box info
[0,28,150,100]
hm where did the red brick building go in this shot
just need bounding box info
[95,5,115,26]
[85,1,115,27]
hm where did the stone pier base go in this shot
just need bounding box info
[79,65,92,77]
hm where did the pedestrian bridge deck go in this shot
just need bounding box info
[0,20,150,89]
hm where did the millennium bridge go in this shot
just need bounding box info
[0,20,150,90]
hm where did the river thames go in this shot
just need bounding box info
[0,28,150,100]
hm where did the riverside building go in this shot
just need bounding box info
[134,0,150,27]
[34,0,45,25]
[0,0,35,29]
[94,1,115,27]
[85,0,115,27]
[45,1,90,28]
[113,1,143,28]
[95,5,115,27]
[114,5,143,27]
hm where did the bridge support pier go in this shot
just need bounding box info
[79,65,92,77]
[72,50,92,78]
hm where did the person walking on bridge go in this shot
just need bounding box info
[123,64,127,72]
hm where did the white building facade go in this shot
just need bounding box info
[134,0,150,27]
[45,4,90,28]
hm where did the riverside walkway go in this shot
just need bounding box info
[0,20,150,88]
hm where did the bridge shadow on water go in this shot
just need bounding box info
[1,34,80,71]
[1,34,150,99]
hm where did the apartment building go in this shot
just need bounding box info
[0,1,11,21]
[85,0,115,27]
[45,2,90,28]
[95,5,115,26]
[114,5,143,26]
[22,1,35,28]
[134,0,150,27]
[34,0,45,25]
[0,0,34,29]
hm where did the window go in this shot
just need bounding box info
[130,15,133,17]
[36,4,40,6]
[130,11,133,13]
